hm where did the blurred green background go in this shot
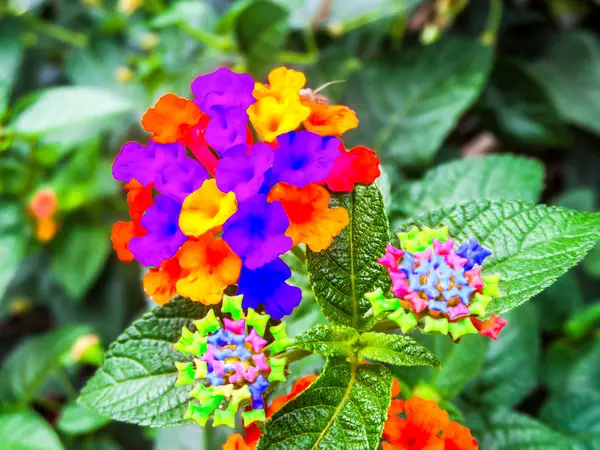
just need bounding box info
[1,0,600,449]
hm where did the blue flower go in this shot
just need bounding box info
[456,238,492,270]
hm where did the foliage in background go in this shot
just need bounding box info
[2,0,600,449]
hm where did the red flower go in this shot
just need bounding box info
[325,145,380,192]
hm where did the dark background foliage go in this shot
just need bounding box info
[1,0,600,448]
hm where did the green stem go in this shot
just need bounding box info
[369,319,399,333]
[178,24,234,52]
[57,368,78,399]
[276,51,319,65]
[21,14,88,48]
[284,349,312,364]
[480,0,502,46]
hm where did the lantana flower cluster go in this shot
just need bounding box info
[367,226,507,341]
[110,66,380,319]
[174,295,292,428]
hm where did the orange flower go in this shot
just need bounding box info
[125,180,153,227]
[36,217,59,242]
[141,93,205,144]
[223,375,318,450]
[29,188,58,220]
[111,221,137,262]
[268,183,349,252]
[441,422,478,450]
[325,145,380,193]
[302,99,358,136]
[143,256,183,305]
[253,67,307,101]
[176,234,241,304]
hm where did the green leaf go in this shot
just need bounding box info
[293,324,358,357]
[0,201,28,302]
[535,272,583,332]
[397,155,544,217]
[0,410,63,450]
[11,87,134,144]
[395,334,488,400]
[234,0,290,77]
[258,358,392,450]
[541,388,600,450]
[400,200,600,315]
[0,326,89,407]
[482,59,570,146]
[0,25,23,117]
[79,298,209,427]
[467,303,540,408]
[345,36,492,168]
[531,31,600,136]
[50,224,111,301]
[564,339,600,393]
[307,184,390,330]
[358,332,440,368]
[468,409,573,449]
[57,401,110,436]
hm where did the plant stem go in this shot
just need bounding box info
[178,23,233,52]
[18,13,88,48]
[480,0,503,46]
[277,51,318,65]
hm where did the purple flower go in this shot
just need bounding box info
[155,157,208,203]
[456,238,492,270]
[237,258,302,319]
[269,131,340,188]
[222,194,292,269]
[205,106,248,155]
[129,195,187,267]
[112,141,186,187]
[216,143,273,202]
[191,67,255,113]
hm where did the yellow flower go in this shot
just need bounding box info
[253,67,307,101]
[249,66,311,142]
[179,179,237,237]
[249,96,310,142]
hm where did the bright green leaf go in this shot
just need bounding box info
[397,155,544,218]
[531,31,600,136]
[358,332,440,368]
[345,36,492,168]
[258,358,392,450]
[50,224,111,301]
[0,326,89,407]
[11,87,134,144]
[57,401,110,436]
[293,324,358,357]
[468,409,573,449]
[0,410,63,450]
[483,58,570,146]
[0,201,27,303]
[234,1,290,77]
[467,303,540,408]
[79,298,209,427]
[541,388,600,449]
[307,184,390,330]
[400,200,600,315]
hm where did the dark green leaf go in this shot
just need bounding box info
[307,184,390,330]
[50,224,111,301]
[398,155,544,217]
[469,409,573,449]
[0,25,23,117]
[531,31,600,136]
[400,200,600,315]
[541,388,600,450]
[258,358,392,450]
[0,410,63,450]
[0,326,89,406]
[235,1,289,77]
[468,303,540,408]
[358,332,440,368]
[345,36,492,168]
[564,339,600,393]
[534,272,583,332]
[57,401,110,436]
[0,201,28,302]
[79,298,209,427]
[483,59,570,146]
[293,324,358,357]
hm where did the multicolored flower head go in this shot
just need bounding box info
[110,65,381,316]
[367,227,506,341]
[174,295,292,428]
